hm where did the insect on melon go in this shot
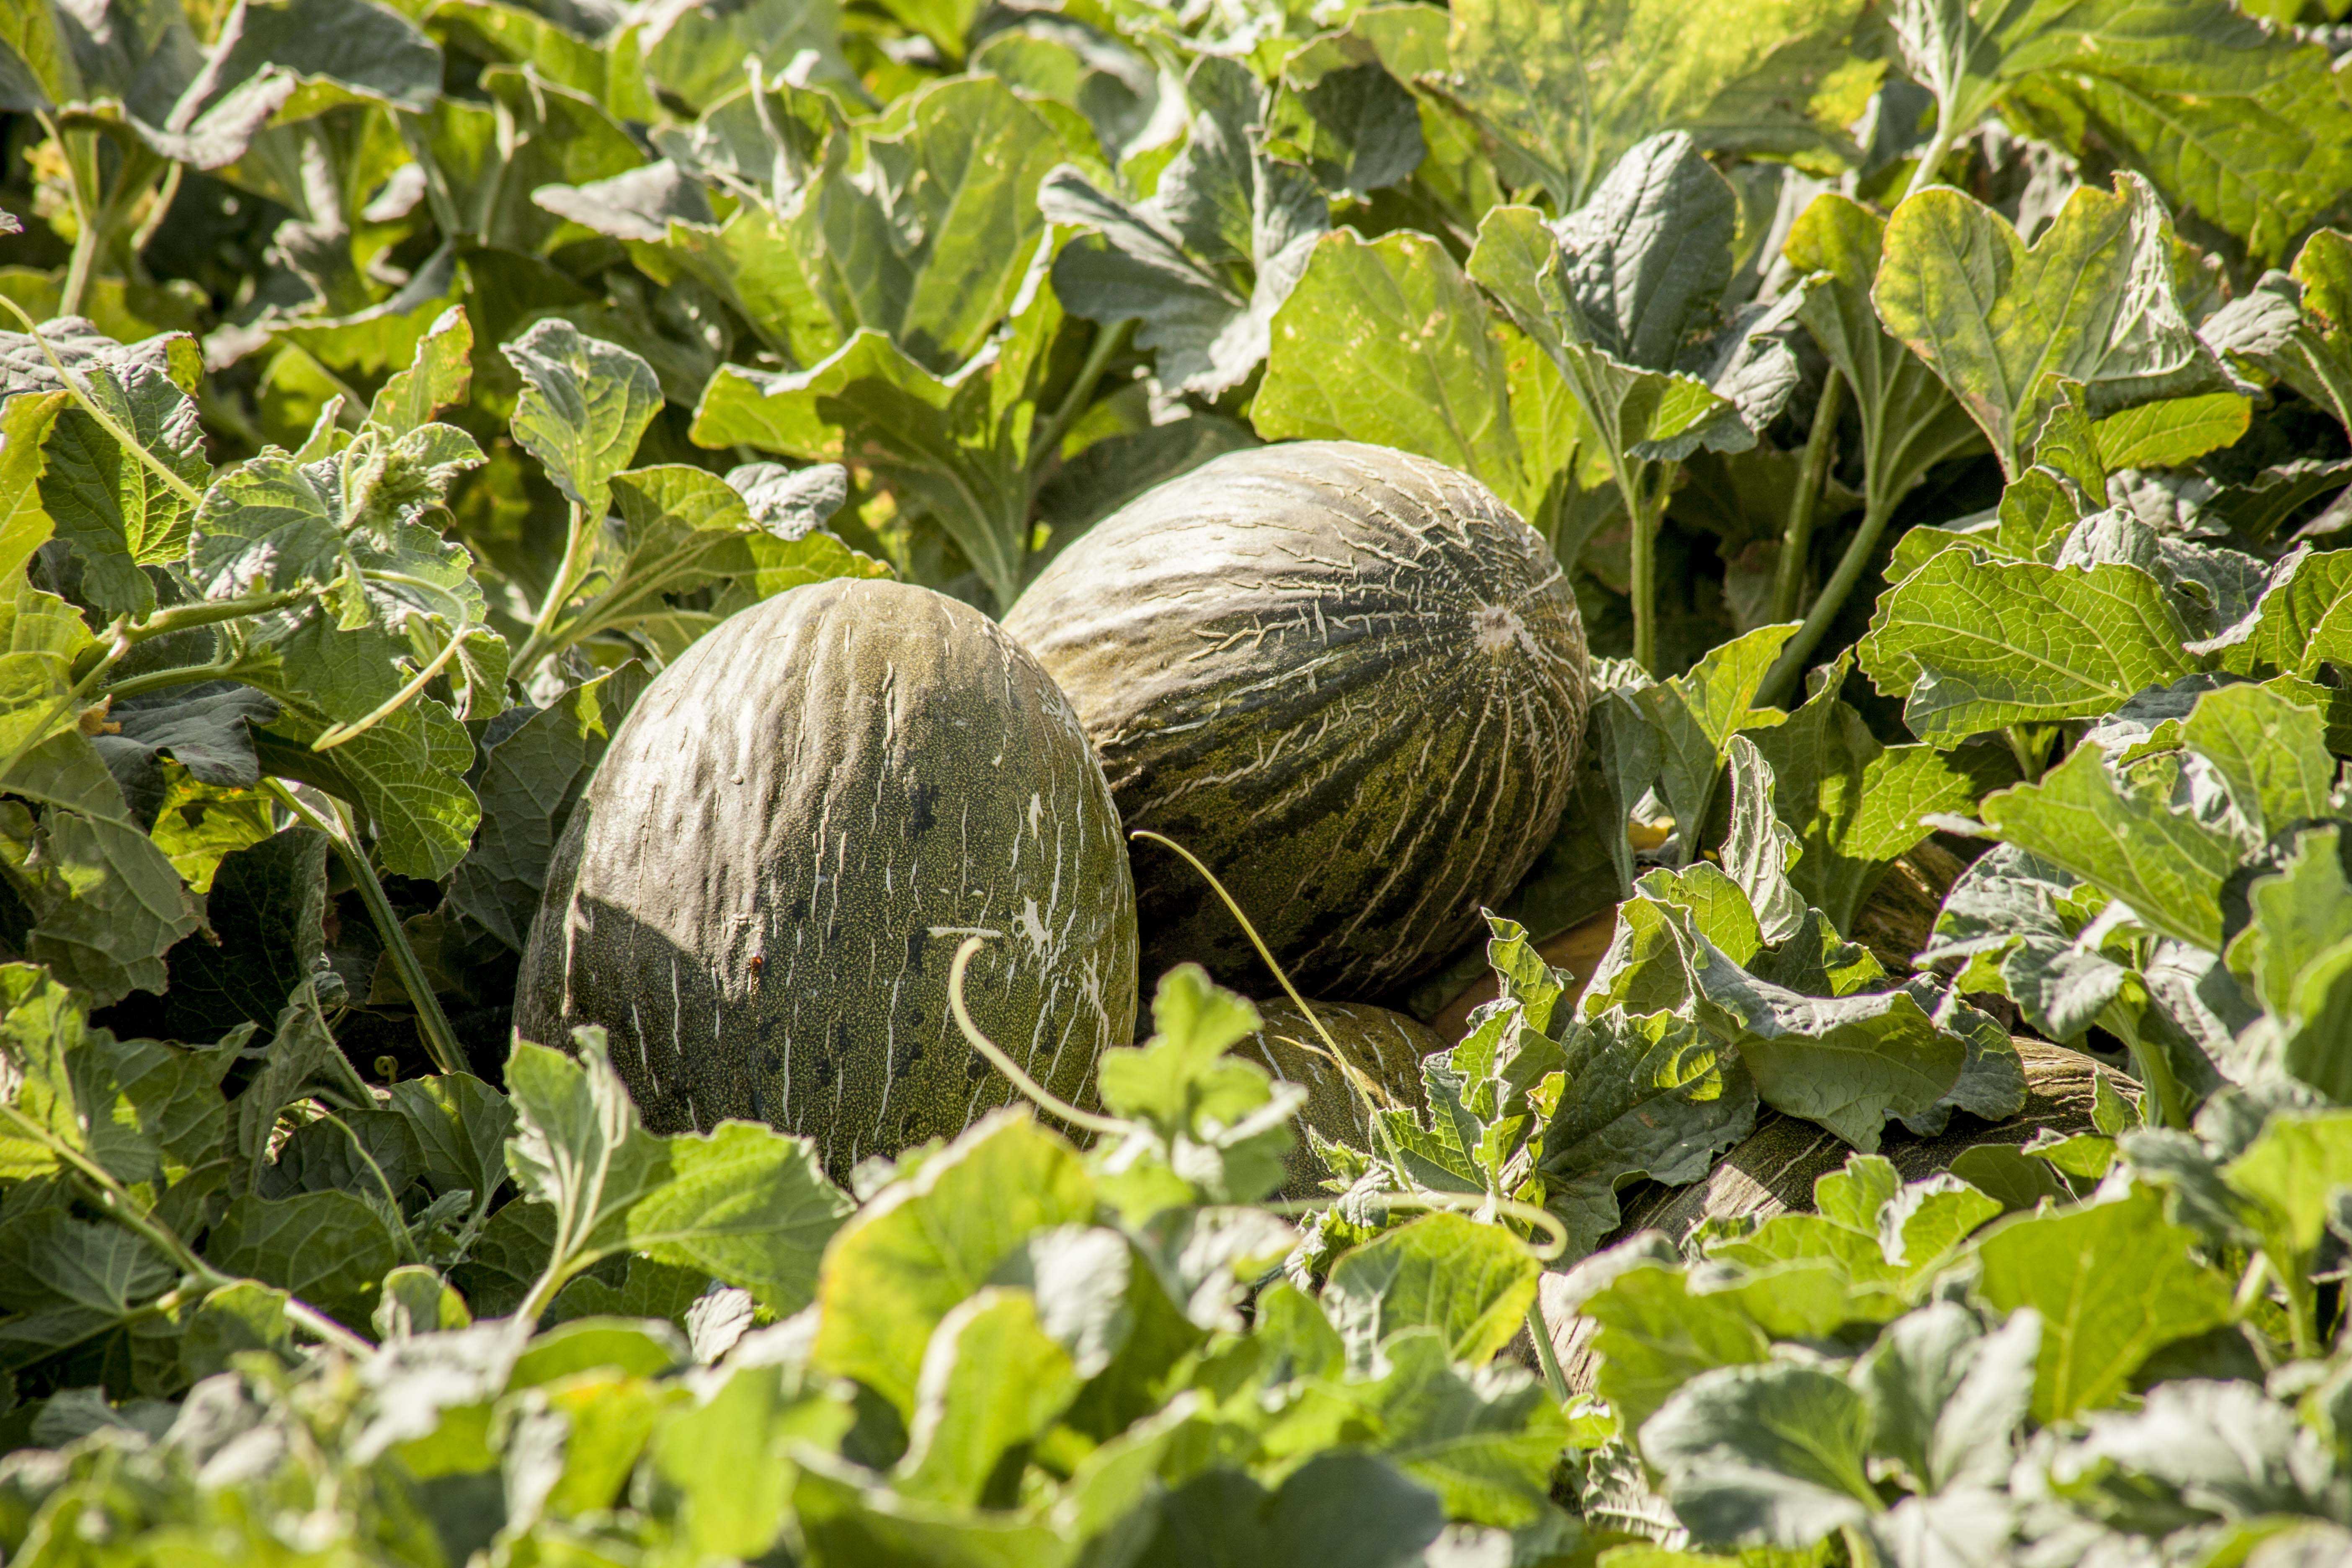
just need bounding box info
[514,578,1137,1173]
[1005,441,1591,1001]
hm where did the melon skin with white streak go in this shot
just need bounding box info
[1005,441,1590,1001]
[514,578,1137,1173]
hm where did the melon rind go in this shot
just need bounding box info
[1006,441,1590,1000]
[515,578,1138,1173]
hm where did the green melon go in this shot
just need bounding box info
[514,578,1137,1173]
[1241,999,1439,1196]
[1005,441,1590,1001]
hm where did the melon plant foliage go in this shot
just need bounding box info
[6,0,2352,1561]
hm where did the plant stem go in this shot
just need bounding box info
[126,585,315,643]
[270,783,468,1077]
[1031,318,1132,466]
[2004,725,2045,784]
[511,500,594,680]
[1625,467,1669,676]
[1906,106,1958,202]
[1527,1303,1571,1403]
[1756,491,1893,711]
[1770,370,1846,624]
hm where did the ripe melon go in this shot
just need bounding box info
[1005,441,1590,1001]
[514,578,1137,1173]
[1240,999,1439,1195]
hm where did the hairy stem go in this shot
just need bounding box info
[1770,370,1846,623]
[511,500,594,680]
[1756,492,1893,711]
[271,784,468,1077]
[1626,467,1670,677]
[1527,1304,1571,1403]
[1031,318,1132,467]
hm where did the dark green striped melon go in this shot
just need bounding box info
[1005,441,1590,1001]
[1240,999,1438,1196]
[514,578,1137,1173]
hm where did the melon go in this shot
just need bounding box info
[1005,441,1590,1000]
[514,578,1137,1173]
[1240,999,1439,1196]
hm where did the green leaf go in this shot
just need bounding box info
[148,825,324,1041]
[2177,681,2336,843]
[1973,1188,2234,1422]
[1856,1301,2039,1493]
[812,1111,1095,1416]
[2238,829,2352,1103]
[1310,1326,1570,1529]
[501,319,662,518]
[0,1208,175,1373]
[366,304,473,439]
[2202,547,2352,681]
[446,663,648,952]
[893,1286,1083,1506]
[1321,1212,1538,1374]
[1616,623,1800,855]
[625,1120,852,1315]
[1859,552,2196,742]
[1540,1007,1758,1257]
[206,1189,404,1329]
[1785,193,1984,522]
[1132,1452,1444,1568]
[1896,0,2352,266]
[254,699,481,881]
[0,732,199,1003]
[1872,175,2232,478]
[1046,59,1323,399]
[1977,741,2242,951]
[1096,965,1266,1137]
[788,75,1072,375]
[1641,1362,1879,1550]
[643,0,850,108]
[36,356,209,618]
[2222,1110,2352,1264]
[2210,232,2352,440]
[1418,0,1874,213]
[1579,1257,1772,1434]
[1721,737,1805,945]
[2091,394,2251,473]
[1692,964,1964,1154]
[504,1028,672,1291]
[1748,656,2009,931]
[558,464,877,656]
[691,327,1036,612]
[1253,226,1603,539]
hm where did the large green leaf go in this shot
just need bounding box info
[36,355,209,619]
[2239,828,2352,1104]
[1977,742,2243,951]
[691,293,1050,612]
[1538,1008,1757,1256]
[1973,1189,2233,1422]
[1640,1362,1879,1550]
[1578,1257,1772,1434]
[787,75,1072,376]
[1320,1212,1539,1374]
[503,1029,672,1292]
[624,1120,851,1315]
[642,0,851,110]
[1872,175,2232,478]
[501,320,662,519]
[811,1112,1095,1417]
[1784,193,1983,523]
[1252,226,1603,542]
[892,1287,1083,1507]
[1416,0,1874,212]
[1859,552,2197,741]
[1044,58,1324,399]
[1892,0,2352,266]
